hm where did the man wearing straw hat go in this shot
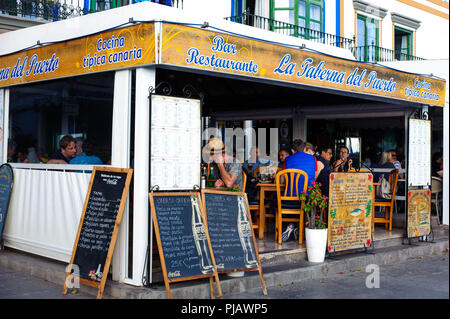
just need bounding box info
[203,137,243,190]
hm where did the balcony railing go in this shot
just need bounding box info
[351,45,425,62]
[226,12,427,62]
[225,12,355,51]
[2,2,427,64]
[0,0,182,22]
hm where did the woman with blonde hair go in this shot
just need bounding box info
[373,151,396,182]
[380,151,393,165]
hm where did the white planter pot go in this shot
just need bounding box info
[305,228,328,263]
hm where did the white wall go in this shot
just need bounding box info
[386,0,449,59]
[340,0,449,59]
[182,0,231,20]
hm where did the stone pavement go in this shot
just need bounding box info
[223,252,449,299]
[0,263,93,299]
[0,233,448,299]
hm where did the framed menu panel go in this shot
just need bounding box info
[328,172,374,253]
[407,189,431,238]
[408,119,431,187]
[150,95,201,190]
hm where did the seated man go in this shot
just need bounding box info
[203,138,243,189]
[47,135,77,164]
[283,139,316,195]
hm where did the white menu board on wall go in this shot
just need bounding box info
[408,119,431,187]
[150,95,201,190]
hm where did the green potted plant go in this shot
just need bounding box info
[299,181,328,262]
[222,184,241,192]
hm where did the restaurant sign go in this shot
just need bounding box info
[0,23,155,87]
[161,23,445,107]
[1,22,445,106]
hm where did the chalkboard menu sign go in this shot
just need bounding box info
[328,172,374,253]
[407,189,431,238]
[149,192,221,299]
[201,189,267,295]
[63,167,133,299]
[0,164,14,246]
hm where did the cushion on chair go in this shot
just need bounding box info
[375,197,391,203]
[281,201,301,209]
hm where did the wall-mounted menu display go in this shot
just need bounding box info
[150,95,201,190]
[63,167,133,299]
[408,119,431,187]
[328,172,373,253]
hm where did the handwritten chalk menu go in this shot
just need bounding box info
[149,192,221,299]
[63,167,133,299]
[407,189,431,238]
[150,95,201,190]
[201,190,267,295]
[201,190,258,271]
[328,172,373,252]
[408,119,431,187]
[0,164,13,245]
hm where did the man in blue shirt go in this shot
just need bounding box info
[284,139,316,195]
[70,139,103,165]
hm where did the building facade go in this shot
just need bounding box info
[0,0,448,288]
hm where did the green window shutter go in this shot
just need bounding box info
[356,14,380,62]
[394,26,413,60]
[271,0,297,36]
[90,0,97,13]
[271,0,322,39]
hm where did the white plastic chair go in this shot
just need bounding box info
[431,176,443,224]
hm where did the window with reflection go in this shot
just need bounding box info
[8,72,114,164]
[356,14,379,62]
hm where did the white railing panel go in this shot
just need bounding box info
[3,166,91,262]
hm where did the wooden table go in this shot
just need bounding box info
[256,183,277,239]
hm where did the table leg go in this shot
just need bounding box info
[259,188,265,239]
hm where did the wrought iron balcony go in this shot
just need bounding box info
[225,11,355,51]
[0,0,182,22]
[351,45,425,63]
[226,12,426,62]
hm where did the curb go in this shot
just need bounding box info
[1,236,447,299]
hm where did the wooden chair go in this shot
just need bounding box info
[253,166,262,178]
[242,170,260,231]
[253,166,279,232]
[275,169,308,244]
[373,169,399,231]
